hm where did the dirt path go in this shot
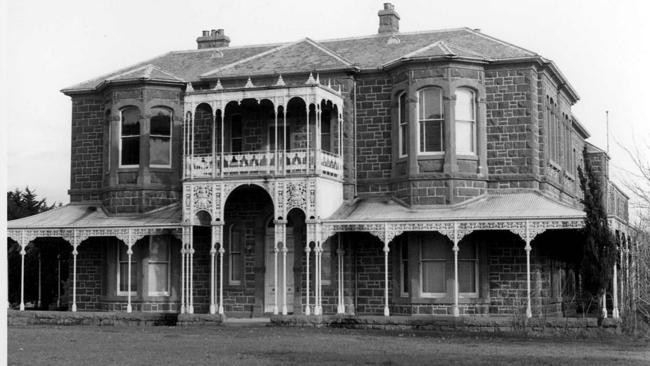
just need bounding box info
[8,325,650,365]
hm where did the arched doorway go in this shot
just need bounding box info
[223,184,274,316]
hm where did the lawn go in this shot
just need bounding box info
[8,324,650,365]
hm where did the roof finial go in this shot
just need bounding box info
[305,73,317,85]
[186,83,194,92]
[244,77,255,88]
[275,74,286,86]
[327,79,331,88]
[213,79,223,90]
[315,73,320,84]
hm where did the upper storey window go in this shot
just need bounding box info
[150,108,172,168]
[398,92,408,157]
[417,87,444,153]
[231,114,243,153]
[120,107,140,167]
[455,88,476,155]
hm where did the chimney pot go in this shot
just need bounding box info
[378,3,400,34]
[202,30,210,37]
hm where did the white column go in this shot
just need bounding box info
[305,225,312,315]
[220,110,224,179]
[283,106,287,175]
[602,290,608,318]
[383,242,390,317]
[452,243,459,317]
[525,242,532,318]
[126,245,133,313]
[281,241,288,315]
[314,242,322,315]
[37,252,41,309]
[273,242,279,315]
[209,245,216,314]
[191,107,195,178]
[274,105,278,174]
[57,253,61,308]
[613,264,619,319]
[306,104,310,172]
[19,242,26,311]
[71,243,78,312]
[218,243,225,315]
[189,228,194,314]
[337,236,345,314]
[180,227,188,314]
[315,104,321,173]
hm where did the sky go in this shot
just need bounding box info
[4,0,650,215]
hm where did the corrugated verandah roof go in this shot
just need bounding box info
[62,27,541,93]
[325,192,585,223]
[7,203,181,229]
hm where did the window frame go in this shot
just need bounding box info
[228,224,243,286]
[457,242,479,298]
[149,107,173,169]
[119,106,141,168]
[454,87,477,155]
[419,240,447,298]
[116,243,137,296]
[230,114,243,153]
[417,87,445,155]
[400,239,409,297]
[147,235,171,297]
[398,91,409,158]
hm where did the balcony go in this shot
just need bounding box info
[182,82,345,181]
[185,149,343,179]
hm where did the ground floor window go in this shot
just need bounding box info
[418,233,479,298]
[228,224,243,286]
[117,244,136,295]
[148,236,170,296]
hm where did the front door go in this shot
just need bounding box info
[264,228,294,313]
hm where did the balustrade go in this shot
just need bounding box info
[184,149,342,179]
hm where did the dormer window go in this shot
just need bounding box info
[417,87,444,154]
[455,88,476,155]
[120,107,141,167]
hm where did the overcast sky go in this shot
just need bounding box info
[5,0,650,214]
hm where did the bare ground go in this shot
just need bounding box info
[8,324,650,365]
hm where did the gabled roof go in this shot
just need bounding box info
[7,203,181,229]
[62,27,552,94]
[326,192,585,222]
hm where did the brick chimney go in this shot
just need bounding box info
[378,3,400,34]
[196,29,231,49]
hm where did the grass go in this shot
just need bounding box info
[8,324,650,365]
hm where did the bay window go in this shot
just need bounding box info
[417,87,444,153]
[150,108,172,167]
[455,88,476,155]
[120,107,141,166]
[398,92,408,157]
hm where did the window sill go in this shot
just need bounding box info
[456,154,478,160]
[407,295,484,304]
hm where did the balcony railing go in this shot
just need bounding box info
[184,149,343,179]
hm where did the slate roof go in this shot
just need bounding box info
[62,27,546,94]
[7,203,181,229]
[326,192,585,222]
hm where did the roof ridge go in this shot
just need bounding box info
[170,42,287,54]
[61,51,173,92]
[149,64,186,82]
[317,27,469,43]
[106,64,152,81]
[463,27,538,57]
[444,40,490,59]
[303,37,355,67]
[201,40,300,77]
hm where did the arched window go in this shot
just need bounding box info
[417,87,444,153]
[455,88,476,154]
[398,92,408,157]
[150,107,172,168]
[120,107,140,167]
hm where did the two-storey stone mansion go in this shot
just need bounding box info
[8,4,633,319]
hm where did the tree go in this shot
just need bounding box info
[577,146,617,322]
[7,187,60,309]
